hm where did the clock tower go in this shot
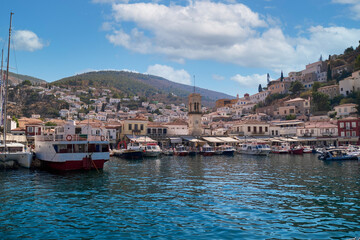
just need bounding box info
[188,93,202,136]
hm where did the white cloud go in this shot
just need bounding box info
[212,74,225,81]
[101,1,360,72]
[12,30,46,52]
[231,73,268,89]
[146,64,191,85]
[332,0,360,20]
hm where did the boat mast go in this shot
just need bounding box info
[3,12,14,149]
[0,49,3,127]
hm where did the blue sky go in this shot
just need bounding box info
[1,0,360,97]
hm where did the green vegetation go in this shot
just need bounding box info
[264,93,288,106]
[7,85,69,118]
[45,122,57,126]
[312,92,330,112]
[285,114,296,120]
[289,81,304,96]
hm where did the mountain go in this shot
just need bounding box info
[7,72,46,85]
[52,71,234,106]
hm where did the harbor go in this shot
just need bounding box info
[1,153,360,239]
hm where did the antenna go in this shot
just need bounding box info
[193,75,195,93]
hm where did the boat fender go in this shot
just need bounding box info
[66,135,72,141]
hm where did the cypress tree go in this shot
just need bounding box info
[327,64,332,81]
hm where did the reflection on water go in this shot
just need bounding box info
[0,154,359,239]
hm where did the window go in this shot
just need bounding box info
[134,124,138,131]
[352,122,356,128]
[128,124,132,130]
[352,131,356,137]
[265,127,268,132]
[248,126,251,132]
[141,124,144,131]
[341,131,345,137]
[340,122,344,128]
[346,122,350,128]
[346,131,350,137]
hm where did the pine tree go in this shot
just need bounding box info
[280,71,284,82]
[258,84,263,92]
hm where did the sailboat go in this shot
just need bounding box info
[0,12,33,168]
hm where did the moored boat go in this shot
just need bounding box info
[142,143,162,158]
[0,13,32,169]
[34,121,109,171]
[218,145,236,156]
[174,145,189,156]
[120,142,144,160]
[162,148,174,156]
[238,142,271,156]
[289,145,304,155]
[200,144,215,156]
[271,142,290,154]
[318,148,358,161]
[0,143,33,168]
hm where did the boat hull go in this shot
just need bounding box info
[290,148,304,155]
[200,152,215,156]
[121,150,143,159]
[222,150,235,156]
[175,152,189,156]
[143,151,162,158]
[0,152,33,168]
[41,158,107,171]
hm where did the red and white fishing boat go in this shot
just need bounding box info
[174,145,189,156]
[34,121,109,171]
[271,142,290,154]
[289,145,304,155]
[200,144,215,156]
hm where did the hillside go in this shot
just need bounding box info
[8,72,46,86]
[7,83,69,118]
[51,71,234,106]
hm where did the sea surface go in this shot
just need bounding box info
[1,154,360,239]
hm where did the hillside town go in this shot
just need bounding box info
[4,57,360,150]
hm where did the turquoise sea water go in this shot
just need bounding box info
[1,154,360,239]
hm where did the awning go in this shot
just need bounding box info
[169,137,182,144]
[338,137,359,142]
[181,136,206,143]
[181,136,196,141]
[126,135,156,143]
[216,137,239,143]
[202,137,224,143]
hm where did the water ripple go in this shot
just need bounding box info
[1,154,360,239]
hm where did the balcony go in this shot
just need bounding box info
[302,132,312,137]
[321,132,333,137]
[251,132,266,135]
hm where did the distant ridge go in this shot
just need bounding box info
[52,70,234,106]
[8,72,46,85]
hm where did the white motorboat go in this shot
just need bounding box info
[238,142,271,156]
[142,143,162,157]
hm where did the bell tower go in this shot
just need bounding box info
[188,93,202,136]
